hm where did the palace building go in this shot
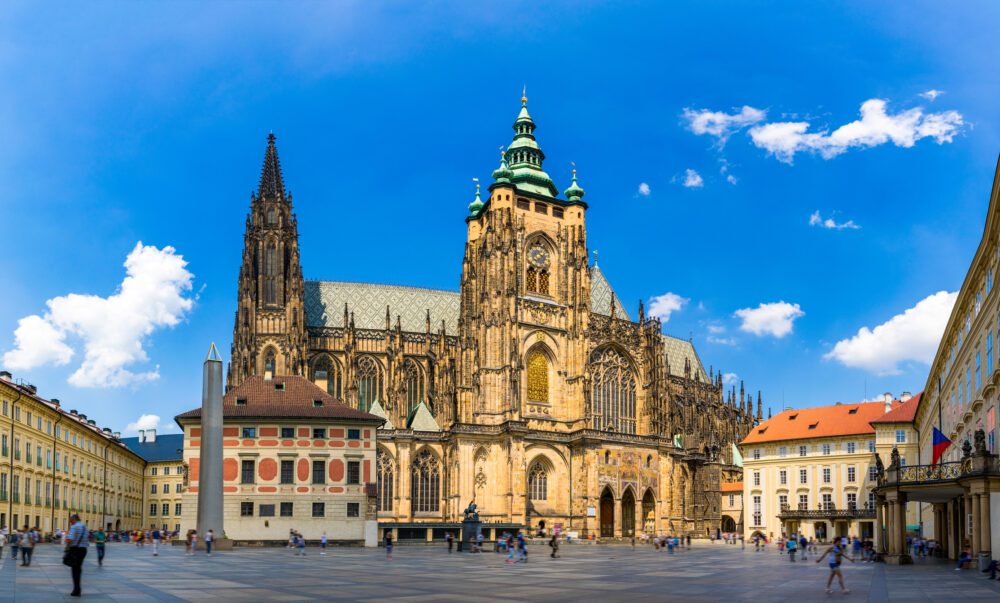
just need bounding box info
[221,96,758,540]
[121,431,185,533]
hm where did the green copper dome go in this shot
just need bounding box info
[564,169,585,203]
[468,183,484,216]
[503,94,559,198]
[491,151,512,184]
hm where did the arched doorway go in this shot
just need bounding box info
[721,515,737,532]
[622,489,636,538]
[815,522,827,542]
[642,489,656,534]
[600,488,615,537]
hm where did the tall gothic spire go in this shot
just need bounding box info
[500,92,559,197]
[258,133,286,199]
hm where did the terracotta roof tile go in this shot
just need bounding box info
[720,482,743,493]
[741,397,916,445]
[869,393,922,424]
[175,375,383,424]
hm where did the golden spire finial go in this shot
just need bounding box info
[521,85,527,105]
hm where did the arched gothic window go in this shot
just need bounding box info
[264,242,278,305]
[357,355,384,412]
[403,359,425,412]
[526,349,549,402]
[410,450,440,514]
[527,462,548,501]
[266,208,276,225]
[376,449,394,512]
[264,348,276,375]
[589,347,637,434]
[525,242,551,296]
[311,356,343,398]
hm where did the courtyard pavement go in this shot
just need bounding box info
[0,540,998,602]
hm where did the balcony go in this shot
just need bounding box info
[778,503,875,520]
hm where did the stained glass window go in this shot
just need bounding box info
[311,355,343,398]
[526,349,549,402]
[377,449,394,512]
[589,347,637,434]
[410,450,440,514]
[357,355,383,411]
[403,359,425,412]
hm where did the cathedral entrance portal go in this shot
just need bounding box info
[600,489,614,537]
[641,489,656,534]
[622,489,636,537]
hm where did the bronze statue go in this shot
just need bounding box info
[463,500,479,522]
[874,452,885,479]
[889,447,900,469]
[975,429,987,456]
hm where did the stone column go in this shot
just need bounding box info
[972,493,982,555]
[980,490,991,556]
[196,344,224,543]
[875,502,884,553]
[615,497,623,538]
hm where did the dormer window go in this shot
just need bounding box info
[808,422,819,430]
[236,398,247,407]
[788,413,798,420]
[312,400,323,408]
[274,383,285,391]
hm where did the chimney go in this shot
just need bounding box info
[883,392,893,414]
[50,398,60,407]
[70,409,78,416]
[87,420,96,426]
[0,371,11,381]
[25,384,37,394]
[79,414,87,421]
[315,370,328,394]
[264,370,273,381]
[900,391,912,402]
[147,429,156,442]
[138,429,145,442]
[113,432,120,439]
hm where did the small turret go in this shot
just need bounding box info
[468,181,484,216]
[563,167,585,203]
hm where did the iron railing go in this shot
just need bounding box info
[778,504,876,519]
[896,461,964,484]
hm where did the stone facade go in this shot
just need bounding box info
[226,97,757,538]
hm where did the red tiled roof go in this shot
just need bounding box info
[175,375,383,424]
[720,482,743,493]
[741,397,915,445]
[869,393,922,424]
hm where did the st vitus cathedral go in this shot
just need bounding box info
[227,96,761,538]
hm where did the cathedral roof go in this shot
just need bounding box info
[661,334,709,381]
[589,264,630,319]
[304,280,460,333]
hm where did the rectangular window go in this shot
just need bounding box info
[869,466,878,482]
[534,202,548,214]
[779,470,787,485]
[798,494,808,510]
[822,493,833,510]
[259,504,275,517]
[347,502,360,517]
[752,495,761,526]
[868,440,876,453]
[846,442,855,454]
[822,443,831,455]
[847,493,857,509]
[347,428,361,440]
[151,467,158,476]
[347,461,360,485]
[312,460,325,484]
[516,198,530,210]
[989,333,995,371]
[895,429,906,443]
[977,352,982,392]
[822,467,831,484]
[552,207,564,219]
[799,469,807,484]
[149,503,157,517]
[778,493,788,511]
[752,448,761,460]
[847,466,856,482]
[729,494,735,506]
[162,503,169,516]
[175,503,182,515]
[798,445,807,457]
[240,502,254,517]
[312,428,326,439]
[151,484,157,494]
[753,471,760,486]
[164,467,170,476]
[241,459,255,484]
[280,502,293,517]
[778,446,787,458]
[281,427,295,439]
[241,427,256,439]
[280,460,294,484]
[312,502,325,518]
[176,484,183,493]
[988,406,997,453]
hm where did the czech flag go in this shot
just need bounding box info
[932,427,952,466]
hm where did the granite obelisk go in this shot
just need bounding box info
[196,343,224,541]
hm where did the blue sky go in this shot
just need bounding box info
[2,1,999,435]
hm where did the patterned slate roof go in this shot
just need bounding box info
[119,434,185,463]
[589,265,630,320]
[304,280,460,333]
[662,334,709,381]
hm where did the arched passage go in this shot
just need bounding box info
[622,488,636,538]
[600,488,615,538]
[721,515,737,533]
[641,489,656,535]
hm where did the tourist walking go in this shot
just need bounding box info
[65,513,89,597]
[549,534,560,558]
[320,532,328,555]
[446,531,453,553]
[296,531,306,556]
[95,528,107,566]
[19,526,36,566]
[799,535,808,561]
[9,529,18,561]
[786,535,797,562]
[817,541,855,594]
[384,532,393,561]
[152,527,162,556]
[205,529,214,556]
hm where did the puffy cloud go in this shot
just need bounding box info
[734,301,804,338]
[2,242,195,388]
[683,105,766,143]
[638,182,651,196]
[722,372,739,385]
[682,169,704,188]
[648,292,689,322]
[824,290,957,375]
[125,414,161,435]
[749,99,964,163]
[726,174,738,185]
[920,89,944,101]
[708,336,738,346]
[809,210,860,230]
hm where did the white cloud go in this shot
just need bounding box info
[726,174,738,185]
[682,169,704,188]
[125,414,162,435]
[638,182,651,196]
[722,372,739,385]
[648,292,689,322]
[709,336,738,346]
[2,242,195,388]
[809,210,860,230]
[734,301,804,338]
[683,106,767,143]
[920,89,944,101]
[707,324,726,335]
[824,290,957,375]
[749,99,964,163]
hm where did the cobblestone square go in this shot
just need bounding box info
[3,541,1000,602]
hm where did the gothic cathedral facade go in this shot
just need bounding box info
[226,98,759,538]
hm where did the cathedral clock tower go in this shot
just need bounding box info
[227,134,308,389]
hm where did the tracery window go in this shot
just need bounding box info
[589,347,637,434]
[410,450,440,514]
[264,348,276,375]
[266,208,276,225]
[526,349,549,402]
[527,462,548,501]
[376,449,394,512]
[311,355,343,398]
[264,242,278,305]
[357,356,384,412]
[403,359,425,412]
[525,242,551,295]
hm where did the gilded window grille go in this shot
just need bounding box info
[526,267,538,293]
[538,270,549,295]
[526,350,549,402]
